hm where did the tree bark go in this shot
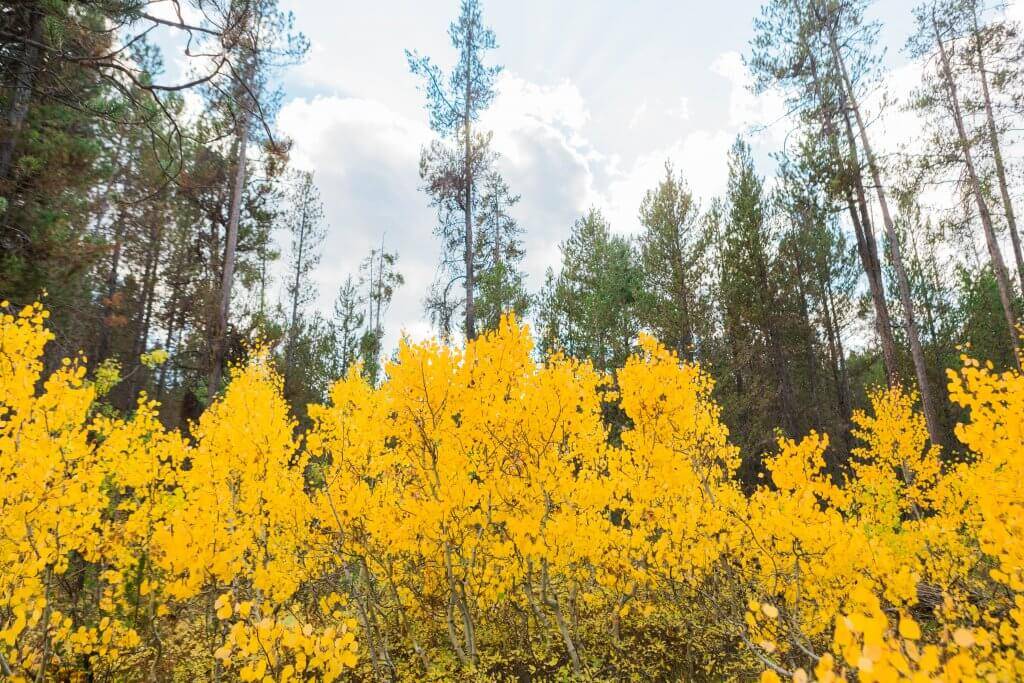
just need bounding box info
[129,216,164,401]
[463,46,476,339]
[971,2,1024,295]
[209,96,251,395]
[808,54,899,384]
[96,211,126,364]
[750,227,800,435]
[933,12,1020,365]
[0,6,44,182]
[792,250,824,429]
[285,193,310,387]
[827,26,945,446]
[673,223,696,362]
[822,272,853,441]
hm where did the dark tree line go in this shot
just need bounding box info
[0,0,401,428]
[530,0,1024,478]
[2,0,1022,471]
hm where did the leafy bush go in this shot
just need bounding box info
[1,302,1022,681]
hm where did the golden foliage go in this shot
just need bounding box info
[2,304,1023,681]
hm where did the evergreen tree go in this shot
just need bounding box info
[963,0,1024,294]
[908,0,1020,366]
[636,162,711,363]
[282,170,327,394]
[330,275,366,380]
[206,0,309,395]
[719,138,800,445]
[408,0,501,339]
[751,0,945,445]
[537,209,642,372]
[358,243,403,385]
[474,170,530,331]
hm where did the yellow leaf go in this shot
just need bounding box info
[898,616,921,640]
[952,628,975,647]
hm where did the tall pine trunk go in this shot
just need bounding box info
[127,218,164,402]
[933,13,1020,365]
[673,229,696,362]
[209,97,251,395]
[971,3,1024,295]
[463,127,475,337]
[284,200,310,389]
[96,211,126,364]
[462,21,477,339]
[809,55,899,383]
[827,28,945,446]
[753,243,799,436]
[792,253,824,429]
[0,6,44,182]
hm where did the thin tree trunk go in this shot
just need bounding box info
[822,273,853,435]
[674,228,696,362]
[751,228,799,435]
[463,128,475,340]
[96,211,126,364]
[909,228,940,345]
[0,7,44,182]
[491,196,504,318]
[375,235,385,334]
[971,2,1024,295]
[809,54,899,383]
[793,253,824,429]
[463,24,476,340]
[541,562,581,675]
[719,233,746,397]
[209,99,251,395]
[156,308,178,401]
[843,111,901,386]
[933,12,1020,365]
[443,543,471,668]
[827,28,945,446]
[284,199,309,387]
[128,219,163,401]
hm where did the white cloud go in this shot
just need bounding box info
[277,95,437,346]
[628,101,648,129]
[277,73,606,347]
[1008,0,1024,22]
[600,129,734,236]
[669,97,691,122]
[484,73,591,134]
[593,53,781,236]
[711,51,787,141]
[483,73,607,283]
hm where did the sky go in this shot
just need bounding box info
[158,0,1020,348]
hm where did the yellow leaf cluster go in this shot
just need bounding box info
[2,305,1024,680]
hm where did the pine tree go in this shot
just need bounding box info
[207,0,309,395]
[775,137,860,443]
[282,170,327,394]
[538,209,642,372]
[358,243,403,385]
[751,0,945,445]
[908,0,1020,366]
[720,138,800,438]
[636,162,711,363]
[963,0,1024,294]
[408,0,501,340]
[751,0,903,390]
[330,276,366,380]
[474,171,529,331]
